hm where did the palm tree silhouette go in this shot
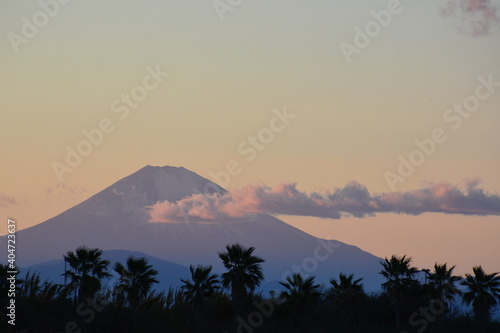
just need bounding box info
[63,246,111,304]
[181,265,220,332]
[427,263,462,308]
[218,243,264,318]
[279,273,321,327]
[114,256,159,333]
[181,264,220,305]
[379,255,419,327]
[329,273,365,323]
[461,266,500,329]
[114,256,159,310]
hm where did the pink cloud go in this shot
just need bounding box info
[46,183,87,200]
[0,193,19,208]
[441,0,500,36]
[148,179,500,223]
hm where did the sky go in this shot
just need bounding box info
[1,0,500,276]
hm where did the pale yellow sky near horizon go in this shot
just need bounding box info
[1,0,500,274]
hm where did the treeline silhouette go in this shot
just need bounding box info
[1,244,499,333]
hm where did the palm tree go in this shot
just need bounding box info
[114,256,159,333]
[379,255,420,326]
[329,273,365,322]
[181,265,220,331]
[461,266,500,327]
[181,264,220,305]
[427,263,462,308]
[280,273,321,306]
[63,246,111,304]
[279,273,321,327]
[114,256,159,310]
[218,243,264,317]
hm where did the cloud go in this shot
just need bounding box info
[441,0,500,36]
[147,180,500,223]
[0,193,20,208]
[46,183,87,200]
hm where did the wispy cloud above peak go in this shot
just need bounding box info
[441,0,500,36]
[46,183,88,200]
[0,193,20,208]
[148,179,500,223]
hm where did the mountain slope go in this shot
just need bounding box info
[3,166,385,291]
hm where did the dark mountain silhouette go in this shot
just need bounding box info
[24,249,190,292]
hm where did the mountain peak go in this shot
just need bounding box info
[75,165,226,218]
[140,164,187,172]
[128,165,226,198]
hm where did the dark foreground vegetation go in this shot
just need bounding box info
[1,244,499,333]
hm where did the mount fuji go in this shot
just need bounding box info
[5,166,385,291]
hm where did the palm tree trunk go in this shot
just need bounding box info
[133,307,138,333]
[232,284,247,318]
[396,293,403,327]
[195,304,205,333]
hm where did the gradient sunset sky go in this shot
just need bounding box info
[1,0,499,275]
